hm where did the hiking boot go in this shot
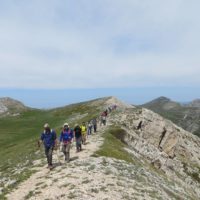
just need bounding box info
[49,165,53,170]
[47,164,52,168]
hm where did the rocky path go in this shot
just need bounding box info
[6,126,109,200]
[6,122,157,200]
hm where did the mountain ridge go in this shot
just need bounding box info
[1,96,200,199]
[142,96,200,136]
[187,99,200,107]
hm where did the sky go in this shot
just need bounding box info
[0,0,199,108]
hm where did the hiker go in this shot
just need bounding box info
[74,124,82,152]
[87,121,93,135]
[92,118,97,133]
[80,122,87,145]
[137,121,143,130]
[59,123,73,162]
[111,104,117,110]
[101,112,107,126]
[104,110,108,117]
[102,115,106,125]
[39,123,57,170]
[100,115,103,126]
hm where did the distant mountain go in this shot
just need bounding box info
[142,96,181,111]
[142,96,200,136]
[0,97,28,116]
[187,99,200,108]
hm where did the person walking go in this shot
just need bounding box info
[59,123,73,162]
[39,123,57,170]
[74,124,82,152]
[80,122,87,145]
[92,118,97,133]
[87,121,93,135]
[101,112,107,126]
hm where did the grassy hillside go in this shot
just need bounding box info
[0,98,104,197]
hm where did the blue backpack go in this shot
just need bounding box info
[61,129,73,143]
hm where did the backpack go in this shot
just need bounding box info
[74,126,81,134]
[43,129,56,140]
[61,129,72,143]
[41,129,56,147]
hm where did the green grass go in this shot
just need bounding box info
[182,162,200,183]
[24,190,34,200]
[95,127,134,163]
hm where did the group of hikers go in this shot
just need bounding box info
[38,105,117,170]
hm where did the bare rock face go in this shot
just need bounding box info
[0,102,8,113]
[110,106,200,197]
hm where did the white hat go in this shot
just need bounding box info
[44,123,50,128]
[63,123,69,127]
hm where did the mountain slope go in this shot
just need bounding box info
[187,99,200,107]
[142,96,181,111]
[0,96,129,198]
[142,97,200,136]
[2,97,200,199]
[0,97,28,116]
[109,106,200,199]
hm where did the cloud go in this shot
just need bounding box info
[0,0,200,89]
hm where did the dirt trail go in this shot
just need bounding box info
[6,125,107,200]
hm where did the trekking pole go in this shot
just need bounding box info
[70,141,73,149]
[55,145,61,165]
[37,140,42,150]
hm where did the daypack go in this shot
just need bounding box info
[41,129,56,148]
[74,126,81,134]
[74,126,82,138]
[61,129,73,143]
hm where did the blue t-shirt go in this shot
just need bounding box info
[41,130,56,148]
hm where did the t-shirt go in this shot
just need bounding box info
[80,125,87,132]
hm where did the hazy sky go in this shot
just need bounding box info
[0,0,199,107]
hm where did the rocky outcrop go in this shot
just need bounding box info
[110,107,200,198]
[142,97,200,136]
[0,97,27,116]
[0,102,8,113]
